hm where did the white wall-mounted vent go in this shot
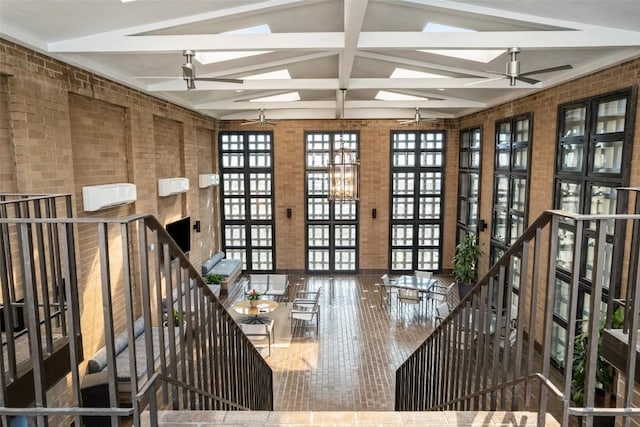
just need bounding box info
[198,173,219,188]
[158,177,189,197]
[82,183,137,212]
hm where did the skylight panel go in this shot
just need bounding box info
[390,68,450,79]
[375,91,430,101]
[244,70,292,80]
[249,92,300,102]
[421,23,505,63]
[195,25,272,65]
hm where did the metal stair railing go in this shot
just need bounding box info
[395,209,640,427]
[0,195,272,427]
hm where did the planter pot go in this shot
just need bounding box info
[250,299,259,307]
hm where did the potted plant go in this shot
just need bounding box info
[206,273,223,285]
[164,308,183,327]
[247,289,262,307]
[453,234,483,299]
[571,308,624,427]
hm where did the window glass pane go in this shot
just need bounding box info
[221,134,244,151]
[226,249,247,270]
[512,256,522,291]
[492,210,507,242]
[222,153,244,168]
[250,249,272,271]
[553,278,570,322]
[334,201,357,220]
[514,119,530,142]
[584,239,613,291]
[393,172,414,194]
[393,151,415,167]
[335,249,356,270]
[224,225,246,246]
[392,224,413,246]
[393,133,416,150]
[249,152,271,168]
[510,214,524,244]
[250,197,271,220]
[459,151,469,168]
[563,106,586,137]
[418,224,440,246]
[308,198,329,220]
[470,151,480,169]
[511,178,527,212]
[458,200,468,225]
[392,197,414,219]
[307,151,328,168]
[248,133,271,150]
[308,250,329,270]
[495,176,509,208]
[419,196,441,219]
[250,173,271,195]
[557,227,574,271]
[592,140,623,174]
[335,225,356,246]
[420,132,444,150]
[558,182,581,213]
[418,248,439,270]
[496,149,510,169]
[559,143,584,172]
[590,185,617,233]
[420,172,442,194]
[307,172,328,195]
[308,225,329,246]
[497,122,511,143]
[512,145,528,169]
[224,198,245,220]
[469,173,479,197]
[250,225,272,246]
[551,323,567,364]
[223,173,244,195]
[391,249,413,270]
[596,99,626,134]
[459,173,469,196]
[468,201,478,226]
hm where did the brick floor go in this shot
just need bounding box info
[223,273,458,412]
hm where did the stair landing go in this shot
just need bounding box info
[143,410,560,426]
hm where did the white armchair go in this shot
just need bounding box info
[239,320,274,356]
[290,304,320,334]
[263,274,290,301]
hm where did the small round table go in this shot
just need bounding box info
[231,299,279,324]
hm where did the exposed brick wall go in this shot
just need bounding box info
[0,74,16,192]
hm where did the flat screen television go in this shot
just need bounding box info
[165,216,191,254]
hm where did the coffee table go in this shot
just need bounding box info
[231,299,279,324]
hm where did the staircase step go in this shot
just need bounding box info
[143,410,559,426]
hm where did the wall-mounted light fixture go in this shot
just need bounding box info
[479,219,487,232]
[372,208,377,219]
[286,208,292,219]
[193,220,201,233]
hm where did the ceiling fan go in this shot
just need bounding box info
[181,50,243,89]
[398,107,437,125]
[469,47,573,86]
[135,50,243,89]
[241,108,276,126]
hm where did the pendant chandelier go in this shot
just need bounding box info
[328,89,360,201]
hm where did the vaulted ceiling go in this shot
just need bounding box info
[2,0,639,122]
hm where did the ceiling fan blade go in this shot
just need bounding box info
[194,77,244,84]
[132,76,182,79]
[516,75,540,85]
[464,76,505,86]
[240,120,258,126]
[520,64,573,77]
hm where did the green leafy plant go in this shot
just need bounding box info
[247,289,261,301]
[453,234,483,286]
[206,273,223,284]
[164,308,183,327]
[571,308,624,406]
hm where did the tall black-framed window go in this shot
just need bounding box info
[305,131,359,273]
[389,130,446,273]
[550,87,637,367]
[456,126,482,244]
[219,131,275,272]
[490,113,533,265]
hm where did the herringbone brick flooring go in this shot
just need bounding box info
[223,273,457,411]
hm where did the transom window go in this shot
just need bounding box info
[389,131,446,272]
[219,131,275,272]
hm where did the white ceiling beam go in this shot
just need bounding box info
[221,108,456,120]
[48,33,344,53]
[195,99,484,110]
[339,0,368,89]
[358,30,640,49]
[400,0,626,32]
[149,77,530,91]
[201,50,339,78]
[356,51,498,78]
[49,29,640,53]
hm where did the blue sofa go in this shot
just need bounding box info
[202,251,241,293]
